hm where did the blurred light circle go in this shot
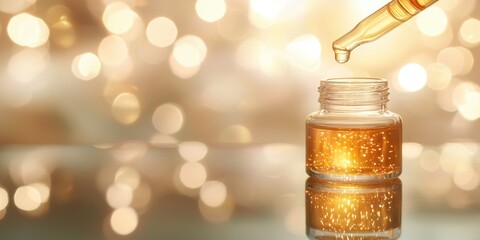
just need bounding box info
[131,182,152,209]
[106,183,133,209]
[458,91,480,121]
[236,38,263,70]
[440,143,470,174]
[8,48,47,83]
[114,167,140,190]
[397,63,427,92]
[146,17,178,48]
[219,125,252,143]
[112,92,141,125]
[98,35,129,65]
[102,2,137,34]
[452,82,478,108]
[169,54,201,79]
[72,52,102,81]
[402,142,424,160]
[7,13,49,48]
[286,34,321,71]
[453,164,479,191]
[199,194,234,223]
[0,188,8,211]
[437,47,474,76]
[14,186,42,211]
[419,150,440,172]
[200,181,227,208]
[196,0,226,22]
[179,162,207,189]
[248,0,281,28]
[172,35,207,68]
[178,141,208,162]
[0,0,36,14]
[459,18,480,46]
[426,62,451,90]
[152,103,184,134]
[416,6,448,37]
[29,183,50,203]
[110,207,138,235]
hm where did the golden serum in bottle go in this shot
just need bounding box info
[306,78,402,181]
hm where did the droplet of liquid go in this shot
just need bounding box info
[334,49,350,64]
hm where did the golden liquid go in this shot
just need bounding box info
[306,124,401,179]
[306,178,402,235]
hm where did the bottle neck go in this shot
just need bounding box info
[318,78,389,113]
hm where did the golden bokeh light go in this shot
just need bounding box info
[152,103,184,134]
[218,125,252,143]
[453,164,480,191]
[195,0,226,23]
[110,207,138,235]
[14,186,42,212]
[72,52,102,81]
[114,167,140,190]
[286,34,321,71]
[0,188,8,211]
[439,143,471,174]
[419,150,441,172]
[426,62,452,90]
[102,2,138,35]
[106,183,133,209]
[199,181,227,208]
[198,193,234,223]
[149,134,178,146]
[402,142,424,160]
[146,17,178,48]
[452,82,478,110]
[457,91,480,121]
[178,141,208,162]
[112,92,141,125]
[131,182,152,210]
[7,13,50,48]
[0,0,36,14]
[172,35,207,68]
[169,54,202,79]
[179,162,207,189]
[8,48,47,83]
[459,18,480,46]
[437,47,474,76]
[397,63,427,92]
[98,35,129,66]
[416,6,448,37]
[248,0,293,29]
[29,183,50,203]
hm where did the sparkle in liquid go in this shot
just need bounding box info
[306,123,401,179]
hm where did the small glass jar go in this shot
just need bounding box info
[306,78,402,181]
[306,177,402,239]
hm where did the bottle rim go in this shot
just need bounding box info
[321,77,386,84]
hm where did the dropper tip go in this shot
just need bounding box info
[333,49,350,64]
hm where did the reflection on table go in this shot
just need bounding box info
[306,177,401,239]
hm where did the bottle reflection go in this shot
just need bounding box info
[306,177,402,240]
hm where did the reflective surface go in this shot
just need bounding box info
[0,144,479,239]
[306,178,401,239]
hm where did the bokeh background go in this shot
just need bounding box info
[0,0,479,239]
[0,0,478,145]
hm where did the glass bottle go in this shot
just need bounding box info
[306,78,402,181]
[306,177,402,239]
